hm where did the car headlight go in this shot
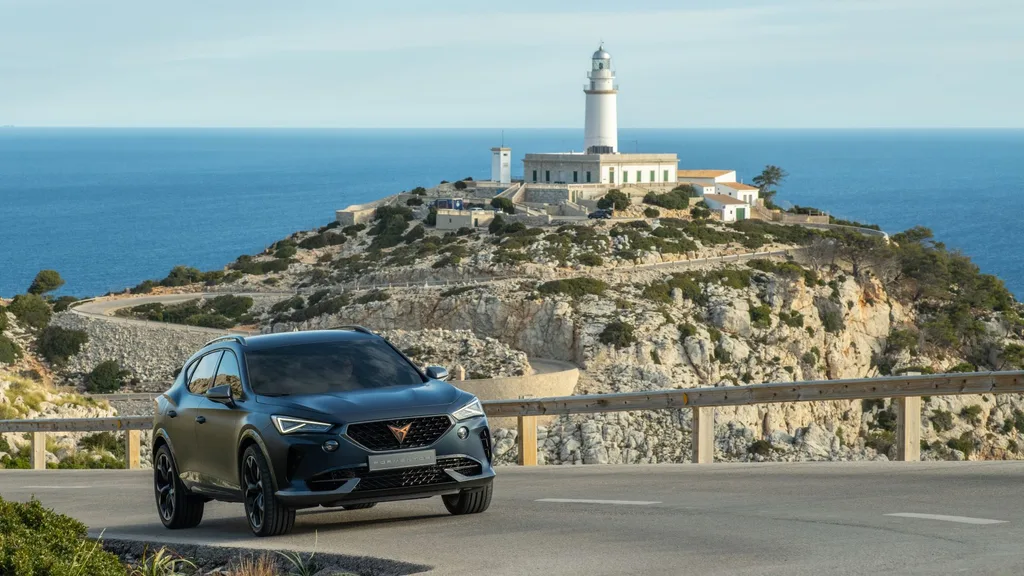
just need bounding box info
[452,398,485,421]
[271,415,333,435]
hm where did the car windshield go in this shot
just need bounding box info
[245,339,425,396]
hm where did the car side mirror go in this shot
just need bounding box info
[426,366,450,381]
[206,384,235,406]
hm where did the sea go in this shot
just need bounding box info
[1,128,1022,299]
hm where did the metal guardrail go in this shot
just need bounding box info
[5,371,1020,470]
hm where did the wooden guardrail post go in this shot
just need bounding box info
[517,416,538,466]
[691,407,714,464]
[896,396,921,462]
[125,430,141,470]
[30,431,46,470]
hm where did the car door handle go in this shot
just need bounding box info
[167,410,177,418]
[195,416,206,424]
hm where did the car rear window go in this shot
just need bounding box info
[245,339,425,396]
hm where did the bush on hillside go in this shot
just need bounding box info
[184,313,235,329]
[85,360,131,393]
[453,180,468,190]
[274,245,297,259]
[50,296,79,313]
[0,496,126,575]
[404,224,426,243]
[27,269,65,295]
[206,295,253,320]
[0,335,21,365]
[342,223,366,237]
[488,214,507,234]
[597,189,630,211]
[0,305,7,333]
[643,188,690,210]
[410,186,427,195]
[425,207,438,226]
[406,197,424,206]
[691,206,711,220]
[37,326,88,366]
[8,294,52,331]
[374,205,414,222]
[599,320,636,348]
[537,278,608,298]
[643,207,660,218]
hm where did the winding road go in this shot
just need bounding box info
[3,462,1023,575]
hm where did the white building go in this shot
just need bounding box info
[678,181,715,196]
[676,170,737,185]
[703,194,750,222]
[521,46,678,187]
[716,181,759,205]
[490,147,511,184]
[584,45,618,154]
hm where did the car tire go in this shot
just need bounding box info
[154,444,204,529]
[241,445,295,537]
[442,482,492,515]
[341,503,377,510]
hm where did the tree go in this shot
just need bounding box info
[85,360,131,393]
[28,270,64,295]
[491,197,515,214]
[597,189,630,211]
[37,325,88,365]
[752,165,788,207]
[0,334,20,365]
[8,293,52,330]
[453,180,468,190]
[0,305,7,333]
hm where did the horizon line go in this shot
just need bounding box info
[3,125,1023,131]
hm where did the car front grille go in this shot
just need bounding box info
[308,457,482,492]
[345,415,453,451]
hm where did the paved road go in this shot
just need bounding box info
[3,463,1024,575]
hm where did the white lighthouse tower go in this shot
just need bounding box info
[583,44,618,154]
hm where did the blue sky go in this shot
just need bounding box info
[1,0,1021,128]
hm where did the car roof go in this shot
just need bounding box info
[207,329,379,353]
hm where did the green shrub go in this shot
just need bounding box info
[375,205,414,222]
[8,294,52,331]
[27,270,65,295]
[425,206,438,226]
[930,409,955,432]
[453,180,468,190]
[355,290,390,305]
[599,321,636,348]
[50,296,79,313]
[886,328,918,355]
[184,313,235,329]
[946,432,974,457]
[404,224,426,243]
[948,362,976,373]
[488,214,507,234]
[0,306,7,332]
[749,303,772,329]
[85,360,131,393]
[38,326,88,366]
[206,295,253,320]
[0,335,21,365]
[537,278,608,298]
[270,295,305,314]
[410,186,427,195]
[679,323,697,340]
[576,253,603,267]
[491,197,515,214]
[0,496,126,575]
[643,189,689,210]
[406,197,424,206]
[299,233,328,249]
[643,207,660,218]
[778,310,804,328]
[342,223,366,237]
[597,189,630,211]
[690,206,711,220]
[274,245,297,258]
[865,430,895,455]
[960,405,983,426]
[441,286,478,298]
[801,351,817,365]
[650,349,661,365]
[819,307,845,333]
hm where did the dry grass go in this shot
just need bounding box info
[231,553,279,576]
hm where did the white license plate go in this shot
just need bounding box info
[367,450,436,472]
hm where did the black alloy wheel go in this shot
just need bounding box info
[153,444,204,529]
[240,445,295,536]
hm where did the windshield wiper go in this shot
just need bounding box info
[258,392,291,397]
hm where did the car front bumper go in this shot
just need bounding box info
[264,415,494,509]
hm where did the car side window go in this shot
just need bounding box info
[214,351,244,399]
[187,351,222,395]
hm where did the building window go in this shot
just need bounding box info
[650,170,655,182]
[532,170,537,182]
[663,170,668,182]
[586,171,591,183]
[636,170,642,183]
[623,171,628,183]
[609,168,615,183]
[573,171,578,183]
[545,170,550,182]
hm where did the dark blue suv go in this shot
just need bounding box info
[152,327,495,536]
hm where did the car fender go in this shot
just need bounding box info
[153,427,177,461]
[238,427,279,491]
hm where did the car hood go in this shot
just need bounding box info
[255,380,468,422]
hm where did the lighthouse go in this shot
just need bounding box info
[583,44,618,154]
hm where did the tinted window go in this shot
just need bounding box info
[246,339,425,396]
[187,351,223,395]
[214,351,244,399]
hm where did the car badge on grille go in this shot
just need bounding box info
[388,423,412,444]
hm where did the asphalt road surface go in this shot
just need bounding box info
[3,463,1024,575]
